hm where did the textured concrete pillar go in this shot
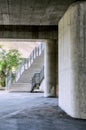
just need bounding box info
[44,40,57,97]
[58,1,86,119]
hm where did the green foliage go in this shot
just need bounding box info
[6,49,22,71]
[0,47,22,87]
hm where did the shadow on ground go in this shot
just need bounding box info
[0,92,86,130]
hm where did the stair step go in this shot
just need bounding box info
[10,50,44,92]
[9,83,32,92]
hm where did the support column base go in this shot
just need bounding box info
[44,93,56,98]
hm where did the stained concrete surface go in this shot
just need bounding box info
[0,0,82,25]
[58,2,86,119]
[0,91,86,130]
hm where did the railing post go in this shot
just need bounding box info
[34,47,36,58]
[35,47,37,57]
[38,46,39,56]
[5,71,12,90]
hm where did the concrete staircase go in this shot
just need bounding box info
[9,51,44,92]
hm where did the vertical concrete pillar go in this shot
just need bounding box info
[44,39,57,97]
[58,2,86,119]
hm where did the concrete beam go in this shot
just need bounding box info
[0,25,58,39]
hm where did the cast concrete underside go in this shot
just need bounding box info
[0,0,83,25]
[0,0,83,39]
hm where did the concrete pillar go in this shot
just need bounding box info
[44,40,57,97]
[58,1,86,119]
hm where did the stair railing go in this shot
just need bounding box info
[6,71,12,90]
[6,43,44,88]
[31,66,44,92]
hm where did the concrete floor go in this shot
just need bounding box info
[0,91,86,130]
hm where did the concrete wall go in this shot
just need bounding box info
[58,2,86,119]
[44,40,57,97]
[56,40,58,96]
[40,79,45,91]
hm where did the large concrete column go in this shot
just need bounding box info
[44,39,57,97]
[59,1,86,119]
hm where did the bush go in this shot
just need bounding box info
[0,47,22,87]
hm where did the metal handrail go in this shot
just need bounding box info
[6,71,12,90]
[31,66,44,92]
[6,43,44,88]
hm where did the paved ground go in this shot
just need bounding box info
[0,91,86,130]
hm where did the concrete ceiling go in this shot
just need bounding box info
[0,0,82,25]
